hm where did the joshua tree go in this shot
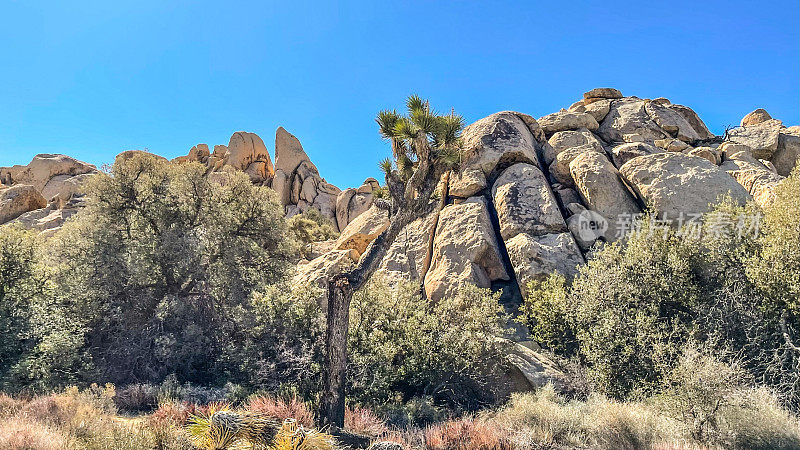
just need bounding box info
[320,95,464,427]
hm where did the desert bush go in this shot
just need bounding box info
[345,405,389,436]
[287,207,339,258]
[0,227,87,392]
[348,279,511,410]
[652,347,800,449]
[50,153,297,387]
[231,282,326,395]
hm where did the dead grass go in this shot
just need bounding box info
[0,417,73,450]
[246,395,316,428]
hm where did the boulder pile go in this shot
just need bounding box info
[2,89,797,308]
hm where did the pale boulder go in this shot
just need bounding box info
[424,197,508,301]
[645,101,702,142]
[41,173,94,201]
[610,142,660,167]
[545,129,605,165]
[583,88,623,100]
[0,185,47,224]
[506,232,584,298]
[449,167,487,198]
[620,152,751,220]
[549,144,605,186]
[334,205,389,256]
[377,211,437,283]
[538,111,599,135]
[741,108,773,127]
[727,119,783,159]
[492,163,566,240]
[667,104,715,140]
[597,98,669,144]
[772,127,800,176]
[458,111,541,181]
[684,147,720,165]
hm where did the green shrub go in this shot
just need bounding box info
[347,279,511,411]
[49,153,298,387]
[519,169,800,405]
[286,208,339,258]
[0,227,88,391]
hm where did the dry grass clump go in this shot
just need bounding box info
[0,417,73,450]
[424,417,513,450]
[247,395,315,428]
[345,405,389,436]
[270,419,336,450]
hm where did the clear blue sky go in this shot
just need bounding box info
[1,1,797,188]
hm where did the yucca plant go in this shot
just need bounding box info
[186,404,280,449]
[270,419,336,450]
[321,96,465,427]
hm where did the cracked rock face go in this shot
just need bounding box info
[620,152,751,219]
[492,163,566,239]
[423,197,509,301]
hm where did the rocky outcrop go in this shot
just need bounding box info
[620,152,751,219]
[272,127,342,225]
[492,163,566,239]
[423,197,509,301]
[0,154,97,194]
[3,89,798,320]
[0,185,47,224]
[570,151,640,240]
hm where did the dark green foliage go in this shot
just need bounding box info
[519,169,800,407]
[0,228,87,391]
[347,279,511,410]
[50,154,297,386]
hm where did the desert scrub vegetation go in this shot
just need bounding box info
[347,279,512,412]
[520,168,800,408]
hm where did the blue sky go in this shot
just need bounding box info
[1,1,797,188]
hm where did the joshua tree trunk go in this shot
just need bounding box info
[319,276,351,428]
[320,96,463,428]
[319,211,415,427]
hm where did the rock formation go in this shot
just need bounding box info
[2,88,798,396]
[2,89,798,310]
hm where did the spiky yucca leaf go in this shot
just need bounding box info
[410,107,438,134]
[270,419,335,450]
[186,406,280,450]
[186,406,243,450]
[378,158,394,176]
[376,110,401,139]
[393,118,418,141]
[406,94,427,115]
